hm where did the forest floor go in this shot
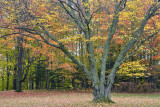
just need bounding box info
[0,90,159,107]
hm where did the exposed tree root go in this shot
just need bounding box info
[93,96,115,104]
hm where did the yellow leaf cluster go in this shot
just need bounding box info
[117,61,149,78]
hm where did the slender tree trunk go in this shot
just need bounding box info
[29,74,32,90]
[72,78,76,90]
[46,69,49,90]
[50,78,54,89]
[13,75,17,90]
[16,36,24,92]
[54,77,57,89]
[6,54,10,90]
[62,76,65,89]
[40,79,42,89]
[6,71,9,90]
[31,80,34,89]
[35,65,39,89]
[1,73,4,91]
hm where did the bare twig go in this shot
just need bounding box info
[88,8,102,24]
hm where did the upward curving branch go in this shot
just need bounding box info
[58,0,85,31]
[100,0,127,95]
[104,2,160,93]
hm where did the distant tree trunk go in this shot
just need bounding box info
[85,78,89,89]
[31,81,34,89]
[46,69,49,90]
[57,76,61,88]
[6,71,10,90]
[50,72,55,89]
[54,77,57,89]
[40,80,42,89]
[13,64,17,90]
[1,73,4,91]
[29,74,32,90]
[72,78,76,90]
[62,76,65,89]
[35,65,39,89]
[50,78,54,89]
[16,36,24,92]
[6,54,10,90]
[13,79,16,90]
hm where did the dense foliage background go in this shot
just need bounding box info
[0,0,159,93]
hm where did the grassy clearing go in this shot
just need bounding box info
[0,90,159,107]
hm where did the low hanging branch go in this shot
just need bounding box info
[14,26,93,81]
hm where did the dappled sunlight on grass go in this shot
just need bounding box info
[0,90,159,107]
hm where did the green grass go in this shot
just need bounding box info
[112,93,160,98]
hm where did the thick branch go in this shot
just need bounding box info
[59,45,92,81]
[105,3,160,89]
[18,26,92,81]
[100,0,124,90]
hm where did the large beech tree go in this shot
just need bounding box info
[1,0,160,103]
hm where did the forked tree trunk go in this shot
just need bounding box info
[92,78,114,103]
[92,64,119,103]
[93,85,113,103]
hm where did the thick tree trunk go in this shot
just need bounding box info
[92,79,115,103]
[92,85,114,103]
[93,63,119,103]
